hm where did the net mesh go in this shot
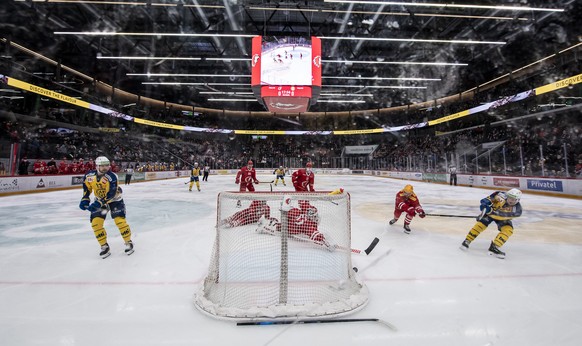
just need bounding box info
[195,191,368,321]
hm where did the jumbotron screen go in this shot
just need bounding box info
[251,36,322,113]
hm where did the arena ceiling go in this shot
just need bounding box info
[1,0,580,115]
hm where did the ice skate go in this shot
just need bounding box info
[99,243,111,259]
[388,218,397,225]
[460,239,470,251]
[403,224,411,234]
[488,242,505,259]
[124,240,134,255]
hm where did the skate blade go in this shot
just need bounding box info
[125,249,135,256]
[101,252,111,259]
[459,246,469,251]
[488,251,505,259]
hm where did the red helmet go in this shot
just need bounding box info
[247,160,253,166]
[306,162,313,168]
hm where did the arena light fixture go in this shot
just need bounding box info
[16,0,225,9]
[128,73,251,78]
[318,36,505,45]
[323,1,565,12]
[324,59,467,66]
[249,6,530,21]
[142,82,250,86]
[98,56,251,62]
[207,98,258,102]
[323,85,427,89]
[54,32,256,38]
[324,76,441,81]
[318,100,367,103]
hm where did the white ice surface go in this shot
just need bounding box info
[1,174,581,346]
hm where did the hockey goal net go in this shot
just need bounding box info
[195,191,368,321]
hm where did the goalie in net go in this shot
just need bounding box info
[196,191,368,321]
[255,199,334,251]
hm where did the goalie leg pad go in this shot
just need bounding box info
[256,216,280,235]
[91,217,108,246]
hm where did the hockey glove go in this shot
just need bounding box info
[416,207,426,218]
[79,199,90,210]
[235,180,240,184]
[254,180,259,184]
[479,201,492,215]
[88,200,104,212]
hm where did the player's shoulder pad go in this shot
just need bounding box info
[104,171,118,182]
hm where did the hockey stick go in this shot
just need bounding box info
[259,180,275,184]
[425,213,477,218]
[361,228,389,256]
[237,318,395,329]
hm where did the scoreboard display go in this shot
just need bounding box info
[251,36,321,113]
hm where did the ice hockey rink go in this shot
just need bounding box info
[1,174,581,346]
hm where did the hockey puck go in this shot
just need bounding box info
[353,267,358,273]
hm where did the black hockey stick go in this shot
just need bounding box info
[362,229,389,256]
[426,213,477,218]
[237,318,394,329]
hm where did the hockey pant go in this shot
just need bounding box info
[393,205,416,226]
[189,177,200,191]
[90,200,132,246]
[239,183,255,192]
[465,217,514,248]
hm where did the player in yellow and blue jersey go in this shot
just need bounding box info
[273,166,286,186]
[460,188,522,259]
[189,162,202,192]
[79,156,134,258]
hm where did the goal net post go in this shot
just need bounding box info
[194,191,369,321]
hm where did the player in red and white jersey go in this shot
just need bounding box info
[220,200,271,228]
[256,199,331,250]
[235,160,259,192]
[388,184,425,234]
[291,162,315,192]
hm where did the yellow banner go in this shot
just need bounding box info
[333,128,385,135]
[7,77,90,108]
[535,73,582,95]
[98,127,121,133]
[234,130,287,135]
[133,118,185,130]
[428,109,471,126]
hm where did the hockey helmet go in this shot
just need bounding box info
[194,162,199,166]
[247,160,253,166]
[95,156,110,174]
[506,188,522,205]
[95,156,110,166]
[402,184,414,195]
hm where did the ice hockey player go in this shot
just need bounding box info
[291,162,315,192]
[236,160,259,192]
[220,200,271,228]
[273,166,287,186]
[460,188,523,259]
[388,184,425,234]
[79,156,134,258]
[189,162,202,192]
[256,199,332,251]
